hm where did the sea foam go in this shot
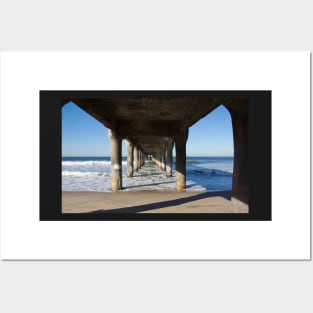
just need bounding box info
[62,157,233,192]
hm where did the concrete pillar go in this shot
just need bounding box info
[134,146,139,171]
[156,150,162,169]
[175,129,188,190]
[139,149,143,168]
[152,155,158,167]
[228,107,249,213]
[153,153,158,168]
[166,140,174,177]
[140,150,144,167]
[108,129,122,191]
[126,139,134,177]
[161,149,166,171]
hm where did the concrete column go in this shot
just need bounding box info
[140,150,144,167]
[139,149,142,169]
[156,150,162,169]
[152,155,158,167]
[166,140,174,177]
[175,129,188,190]
[126,139,134,177]
[161,148,166,171]
[108,129,122,191]
[134,146,139,171]
[228,107,249,213]
[153,153,157,167]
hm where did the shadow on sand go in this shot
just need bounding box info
[122,180,198,190]
[123,181,174,190]
[86,191,231,214]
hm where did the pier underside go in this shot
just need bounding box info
[62,95,249,212]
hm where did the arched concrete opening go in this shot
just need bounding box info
[61,96,249,213]
[62,101,113,191]
[187,104,234,191]
[62,101,108,156]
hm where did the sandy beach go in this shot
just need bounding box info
[62,190,234,214]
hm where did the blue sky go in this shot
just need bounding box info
[62,102,233,157]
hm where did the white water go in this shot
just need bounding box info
[62,158,233,192]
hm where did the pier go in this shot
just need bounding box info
[63,96,248,213]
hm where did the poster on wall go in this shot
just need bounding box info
[0,52,310,260]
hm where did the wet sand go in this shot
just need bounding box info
[62,190,235,214]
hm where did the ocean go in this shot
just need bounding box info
[62,156,233,192]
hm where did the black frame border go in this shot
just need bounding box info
[40,90,271,221]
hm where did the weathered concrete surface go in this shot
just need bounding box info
[74,98,224,137]
[133,146,139,172]
[225,101,249,213]
[175,129,188,190]
[126,139,134,177]
[166,139,174,177]
[108,129,122,191]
